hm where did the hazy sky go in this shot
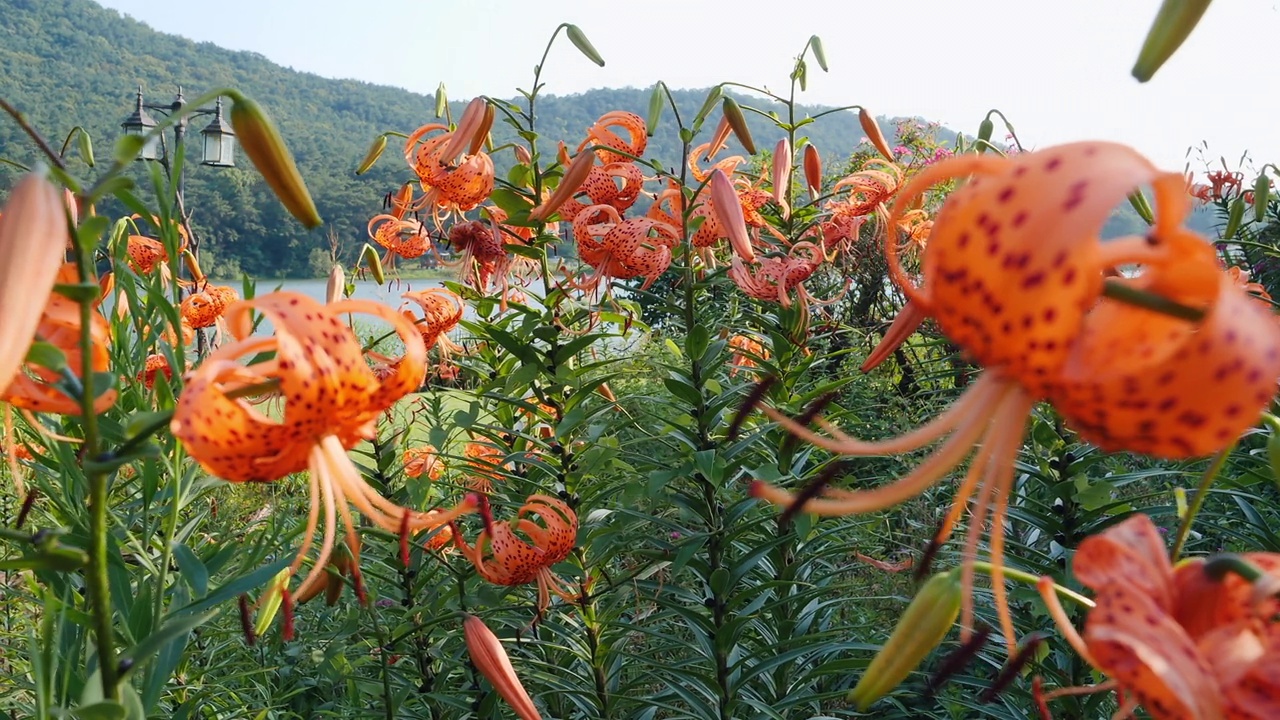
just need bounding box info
[94,0,1278,173]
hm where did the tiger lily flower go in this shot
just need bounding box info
[750,142,1280,657]
[3,263,118,415]
[0,173,70,398]
[1037,514,1280,719]
[455,494,580,620]
[569,204,679,294]
[368,183,430,268]
[728,334,769,379]
[578,110,648,164]
[400,287,465,359]
[462,439,507,494]
[170,292,477,636]
[403,444,443,481]
[405,117,495,224]
[138,353,173,390]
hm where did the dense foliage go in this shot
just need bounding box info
[2,6,1279,720]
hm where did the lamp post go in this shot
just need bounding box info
[121,86,237,357]
[120,86,237,212]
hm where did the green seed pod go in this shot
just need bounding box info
[646,82,665,137]
[566,24,606,67]
[1254,173,1270,223]
[355,135,387,175]
[1224,194,1246,239]
[809,35,829,72]
[1132,0,1213,82]
[229,95,322,229]
[848,570,961,710]
[722,96,756,155]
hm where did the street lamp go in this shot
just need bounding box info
[120,86,237,199]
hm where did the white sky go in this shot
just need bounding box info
[93,0,1279,173]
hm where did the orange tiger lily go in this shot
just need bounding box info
[3,264,117,415]
[138,353,173,390]
[170,291,477,635]
[570,204,679,294]
[750,142,1280,657]
[400,287,465,359]
[180,284,240,330]
[462,440,506,494]
[1037,514,1280,719]
[728,334,769,378]
[404,444,443,481]
[579,111,647,164]
[405,115,495,223]
[455,494,580,619]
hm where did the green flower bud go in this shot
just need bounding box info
[1224,194,1246,239]
[722,96,756,155]
[566,24,605,67]
[1254,173,1270,223]
[356,135,387,175]
[229,95,322,229]
[646,82,665,137]
[1132,0,1214,82]
[849,570,961,710]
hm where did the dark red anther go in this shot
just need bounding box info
[924,624,991,698]
[15,489,38,529]
[238,594,257,646]
[914,533,944,583]
[352,564,369,606]
[399,510,411,567]
[281,588,295,642]
[727,375,778,441]
[779,461,847,528]
[980,632,1047,703]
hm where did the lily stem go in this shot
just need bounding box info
[969,561,1094,609]
[1170,443,1234,560]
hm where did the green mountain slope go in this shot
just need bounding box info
[0,0,1190,276]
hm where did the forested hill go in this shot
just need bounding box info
[0,0,1187,278]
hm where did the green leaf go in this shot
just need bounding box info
[175,556,291,616]
[72,702,126,720]
[120,610,218,668]
[24,341,67,372]
[113,135,146,164]
[172,542,209,596]
[489,187,532,217]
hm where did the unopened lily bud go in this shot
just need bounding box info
[848,570,961,710]
[530,150,595,222]
[513,145,532,165]
[1264,414,1280,492]
[469,103,496,156]
[356,135,387,175]
[463,614,543,720]
[803,144,822,200]
[1224,194,1246,239]
[1132,0,1213,82]
[253,567,292,638]
[694,85,723,127]
[859,108,894,161]
[181,249,205,284]
[722,97,756,155]
[976,117,995,154]
[808,34,829,71]
[360,243,386,285]
[772,138,791,217]
[646,81,665,137]
[441,97,488,164]
[565,24,605,67]
[1254,173,1271,223]
[709,169,755,263]
[705,116,732,161]
[325,264,345,304]
[0,172,70,396]
[434,83,448,119]
[229,95,322,229]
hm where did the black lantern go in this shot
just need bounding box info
[199,98,236,167]
[120,87,160,161]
